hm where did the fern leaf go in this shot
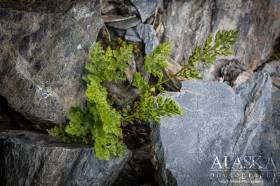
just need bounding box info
[144,43,171,79]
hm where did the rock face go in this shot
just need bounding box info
[163,0,280,67]
[0,130,131,186]
[151,71,280,185]
[0,0,103,125]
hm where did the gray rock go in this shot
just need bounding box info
[263,60,280,89]
[0,130,131,186]
[0,0,75,13]
[152,72,280,185]
[0,0,103,125]
[163,0,280,67]
[104,15,141,30]
[125,27,142,43]
[101,0,138,16]
[263,61,280,130]
[129,0,158,22]
[125,23,159,54]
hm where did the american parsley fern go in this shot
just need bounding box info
[177,30,238,79]
[48,30,238,160]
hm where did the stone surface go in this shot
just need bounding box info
[0,130,131,186]
[163,0,280,68]
[104,15,141,30]
[0,0,103,125]
[129,0,158,22]
[151,71,280,185]
[101,0,138,16]
[0,0,76,13]
[125,23,159,54]
[0,96,32,130]
[263,61,280,129]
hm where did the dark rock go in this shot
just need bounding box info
[151,72,280,185]
[125,23,159,54]
[104,82,139,109]
[0,0,103,125]
[0,96,33,130]
[219,59,247,83]
[163,0,280,68]
[0,107,11,130]
[113,146,157,186]
[0,0,76,13]
[101,0,138,16]
[0,130,131,186]
[129,0,158,22]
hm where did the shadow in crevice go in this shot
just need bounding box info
[113,150,158,186]
[0,95,34,130]
[113,121,158,186]
[270,36,280,62]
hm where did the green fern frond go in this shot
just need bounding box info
[132,72,149,91]
[178,30,238,79]
[87,42,133,82]
[123,91,183,123]
[156,96,183,118]
[144,43,171,79]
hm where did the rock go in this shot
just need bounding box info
[101,0,138,16]
[263,60,280,88]
[151,72,280,185]
[0,107,11,130]
[151,80,244,185]
[125,27,142,43]
[163,0,280,67]
[113,146,157,186]
[125,23,159,54]
[0,0,103,125]
[104,15,141,30]
[0,0,75,13]
[0,96,32,130]
[0,130,131,186]
[263,60,280,129]
[129,0,158,22]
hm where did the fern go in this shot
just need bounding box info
[178,30,238,79]
[156,96,183,117]
[132,72,149,91]
[49,42,131,160]
[144,43,171,80]
[48,30,238,160]
[86,42,133,82]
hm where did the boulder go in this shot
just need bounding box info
[151,71,280,185]
[0,0,103,125]
[163,0,280,67]
[0,130,131,186]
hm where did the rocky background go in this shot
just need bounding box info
[0,0,280,186]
